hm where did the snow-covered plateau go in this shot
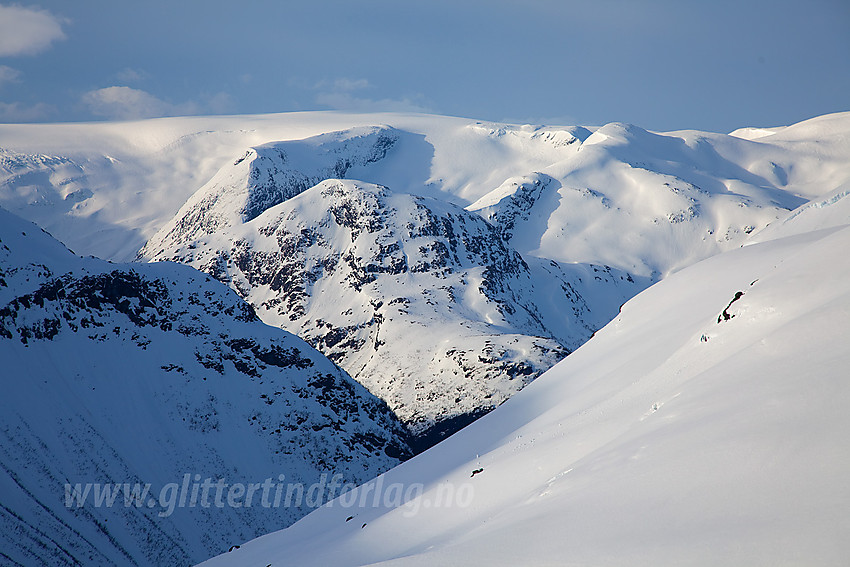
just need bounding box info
[1,110,849,565]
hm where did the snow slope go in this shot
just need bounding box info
[200,194,850,566]
[750,184,850,243]
[469,113,850,276]
[0,207,411,566]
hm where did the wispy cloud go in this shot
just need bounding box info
[82,86,197,120]
[115,67,149,84]
[0,100,54,122]
[203,91,235,115]
[0,65,21,88]
[315,78,372,92]
[314,78,431,113]
[0,4,67,57]
[315,91,431,113]
[81,86,236,120]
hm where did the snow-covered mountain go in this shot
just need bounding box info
[199,183,850,567]
[4,111,848,270]
[2,111,849,565]
[140,125,401,241]
[0,207,411,566]
[141,175,642,444]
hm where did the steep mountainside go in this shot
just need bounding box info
[142,178,642,444]
[200,180,850,567]
[0,207,411,566]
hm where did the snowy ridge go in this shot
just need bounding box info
[143,126,400,253]
[199,178,850,567]
[143,178,642,444]
[0,149,93,210]
[749,184,850,243]
[467,119,825,276]
[0,207,411,566]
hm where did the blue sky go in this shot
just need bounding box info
[0,0,848,132]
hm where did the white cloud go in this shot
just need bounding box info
[81,86,235,120]
[332,78,371,92]
[312,78,371,92]
[82,86,197,120]
[0,5,66,57]
[203,91,235,115]
[315,91,431,114]
[115,67,149,84]
[315,78,430,114]
[0,100,54,122]
[0,65,21,88]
